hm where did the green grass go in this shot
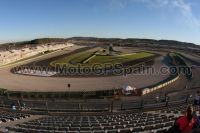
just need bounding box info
[70,52,94,64]
[89,52,154,64]
[51,51,155,68]
[50,51,94,66]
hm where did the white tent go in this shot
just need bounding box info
[122,85,136,95]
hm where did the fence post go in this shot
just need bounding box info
[110,101,113,113]
[45,100,48,113]
[121,102,123,110]
[141,96,144,109]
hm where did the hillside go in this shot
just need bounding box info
[0,37,199,51]
[69,37,200,49]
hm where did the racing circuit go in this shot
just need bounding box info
[0,44,181,93]
[1,42,200,133]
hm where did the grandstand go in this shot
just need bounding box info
[0,89,198,133]
[0,43,73,66]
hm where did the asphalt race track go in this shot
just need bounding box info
[0,45,180,92]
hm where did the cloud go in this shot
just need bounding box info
[109,0,200,28]
[170,0,200,27]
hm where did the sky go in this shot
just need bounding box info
[0,0,200,45]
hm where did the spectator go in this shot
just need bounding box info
[186,94,192,103]
[168,105,199,133]
[194,91,200,106]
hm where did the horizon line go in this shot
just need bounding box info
[0,36,199,46]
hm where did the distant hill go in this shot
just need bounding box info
[0,37,199,50]
[29,38,68,44]
[69,37,200,49]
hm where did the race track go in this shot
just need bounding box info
[0,45,173,92]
